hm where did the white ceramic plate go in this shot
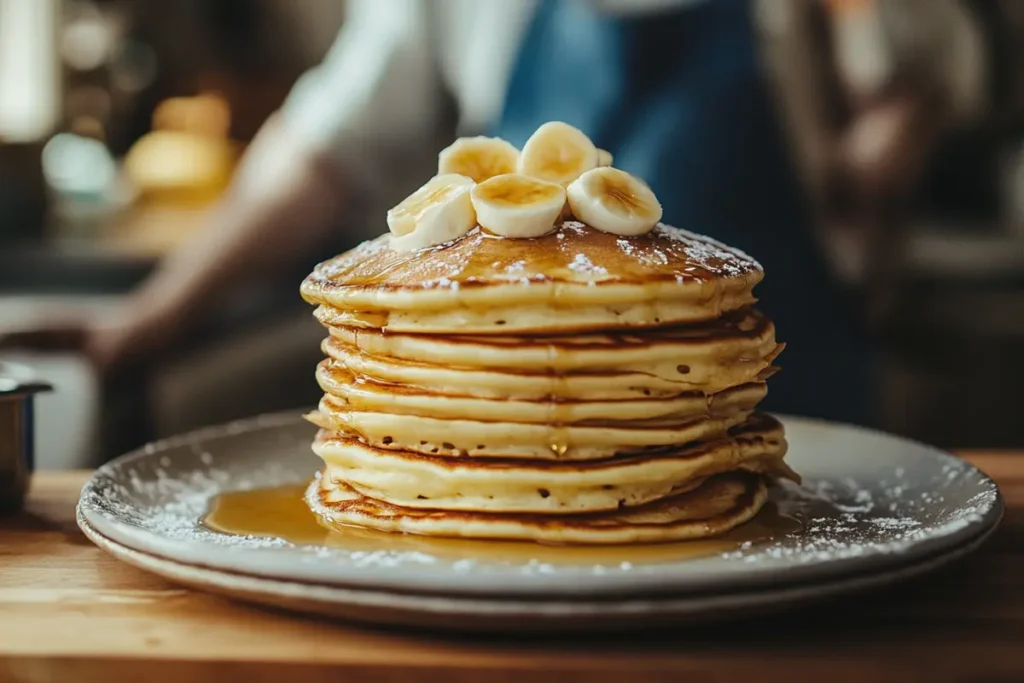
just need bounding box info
[77,509,998,632]
[78,412,1002,599]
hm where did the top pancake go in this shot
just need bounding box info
[300,221,763,334]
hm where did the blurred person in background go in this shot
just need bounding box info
[2,0,1005,428]
[748,0,1002,337]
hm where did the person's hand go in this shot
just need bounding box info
[833,93,942,202]
[0,319,88,355]
[0,298,177,376]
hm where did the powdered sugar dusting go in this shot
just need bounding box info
[80,412,318,551]
[567,252,609,278]
[79,412,1002,589]
[720,461,999,565]
[82,456,296,549]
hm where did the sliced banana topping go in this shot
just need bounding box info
[438,136,519,183]
[383,123,664,246]
[387,174,477,252]
[518,121,598,187]
[566,167,663,236]
[471,173,566,239]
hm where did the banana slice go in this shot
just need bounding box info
[597,149,613,167]
[471,173,565,238]
[566,167,663,236]
[387,174,477,252]
[438,136,519,183]
[518,121,599,186]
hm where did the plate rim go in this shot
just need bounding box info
[77,410,1005,598]
[77,509,1000,632]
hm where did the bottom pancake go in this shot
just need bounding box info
[306,470,769,545]
[311,412,789,514]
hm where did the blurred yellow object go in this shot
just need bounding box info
[124,93,238,207]
[152,93,231,139]
[124,131,237,205]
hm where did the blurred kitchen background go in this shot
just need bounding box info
[1,0,1023,468]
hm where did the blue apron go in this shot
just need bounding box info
[495,0,874,424]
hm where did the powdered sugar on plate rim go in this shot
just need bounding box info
[77,411,1003,598]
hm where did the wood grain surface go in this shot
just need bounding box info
[1,454,1021,683]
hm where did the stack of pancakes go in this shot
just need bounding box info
[300,221,793,544]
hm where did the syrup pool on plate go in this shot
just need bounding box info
[202,483,802,565]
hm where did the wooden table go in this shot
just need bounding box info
[1,455,1022,683]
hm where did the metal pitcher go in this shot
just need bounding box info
[0,362,52,515]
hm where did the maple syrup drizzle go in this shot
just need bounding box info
[202,483,801,565]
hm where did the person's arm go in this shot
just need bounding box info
[113,0,441,365]
[2,0,442,370]
[88,116,347,369]
[0,117,342,368]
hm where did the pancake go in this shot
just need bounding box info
[323,334,779,400]
[316,361,767,424]
[300,170,793,544]
[309,396,757,460]
[307,470,770,544]
[311,413,790,513]
[321,307,781,396]
[300,222,763,334]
